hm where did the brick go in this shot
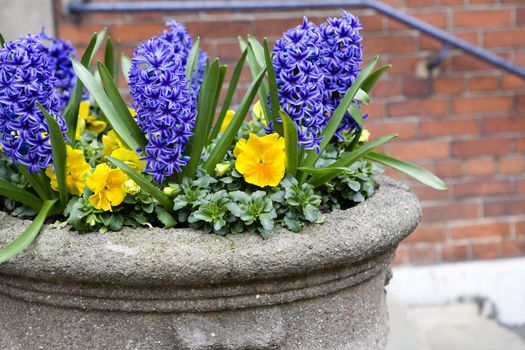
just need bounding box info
[485,29,525,48]
[186,20,254,39]
[57,23,107,45]
[518,8,525,25]
[484,199,525,217]
[389,11,447,30]
[408,245,437,265]
[111,23,166,42]
[450,53,510,72]
[501,74,525,90]
[361,103,385,119]
[387,140,450,161]
[441,244,469,262]
[366,121,418,139]
[499,156,525,174]
[503,239,525,257]
[453,9,512,28]
[388,56,422,77]
[434,77,464,94]
[388,98,448,118]
[359,14,385,32]
[451,221,510,239]
[468,76,498,92]
[472,241,502,260]
[452,96,512,114]
[516,221,525,237]
[434,159,463,178]
[466,158,496,177]
[453,180,510,198]
[519,179,525,194]
[419,119,478,137]
[403,78,433,97]
[393,246,408,265]
[423,201,479,222]
[365,36,416,54]
[483,117,525,133]
[516,94,525,111]
[452,138,511,157]
[516,138,525,151]
[404,225,447,243]
[412,184,450,201]
[406,0,436,7]
[440,0,466,4]
[370,80,401,98]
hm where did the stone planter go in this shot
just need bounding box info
[0,177,420,350]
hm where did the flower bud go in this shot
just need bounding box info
[215,162,231,177]
[122,179,140,195]
[359,129,371,143]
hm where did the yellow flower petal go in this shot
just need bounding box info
[110,148,146,172]
[220,110,235,133]
[86,164,128,211]
[102,130,125,157]
[87,119,107,134]
[79,101,90,120]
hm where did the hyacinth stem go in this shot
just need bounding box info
[346,129,363,153]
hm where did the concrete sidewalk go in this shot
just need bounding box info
[387,299,525,350]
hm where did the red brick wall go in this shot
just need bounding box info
[53,0,525,265]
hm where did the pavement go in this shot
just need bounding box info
[386,298,525,350]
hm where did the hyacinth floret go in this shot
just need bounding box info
[128,37,196,183]
[0,34,67,173]
[318,11,363,139]
[40,30,80,110]
[271,17,327,152]
[159,20,207,103]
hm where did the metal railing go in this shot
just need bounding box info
[68,0,525,79]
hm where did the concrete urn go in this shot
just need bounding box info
[0,177,420,350]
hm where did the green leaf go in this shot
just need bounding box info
[185,37,201,83]
[361,64,391,93]
[0,199,57,264]
[247,35,266,69]
[365,152,448,190]
[207,64,227,138]
[72,58,146,151]
[104,37,116,81]
[121,54,131,83]
[0,180,43,211]
[0,33,5,48]
[308,133,397,187]
[298,166,356,175]
[64,29,106,142]
[182,59,221,179]
[38,103,69,208]
[348,103,363,129]
[355,89,370,105]
[203,68,267,174]
[281,111,298,176]
[208,48,248,142]
[155,206,177,228]
[301,56,379,176]
[18,166,50,201]
[106,157,174,213]
[263,38,281,123]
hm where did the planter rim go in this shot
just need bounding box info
[0,176,420,286]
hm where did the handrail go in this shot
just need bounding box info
[68,0,525,79]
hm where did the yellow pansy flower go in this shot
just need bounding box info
[86,163,128,211]
[122,179,140,195]
[102,130,125,157]
[110,148,146,172]
[75,101,108,140]
[129,108,137,118]
[252,100,267,126]
[359,129,371,143]
[220,110,235,132]
[45,145,91,196]
[234,133,285,188]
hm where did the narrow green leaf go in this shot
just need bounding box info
[281,111,298,176]
[185,37,201,83]
[308,133,397,187]
[0,180,43,211]
[106,157,174,212]
[263,38,281,123]
[38,103,69,207]
[0,33,5,48]
[209,48,248,142]
[207,64,227,138]
[361,64,391,93]
[104,37,115,81]
[355,89,370,105]
[73,59,146,151]
[365,152,447,190]
[18,166,50,201]
[247,35,266,70]
[121,54,131,83]
[182,59,221,179]
[0,199,57,264]
[64,29,106,142]
[298,166,356,175]
[348,103,363,129]
[203,68,267,174]
[301,56,379,174]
